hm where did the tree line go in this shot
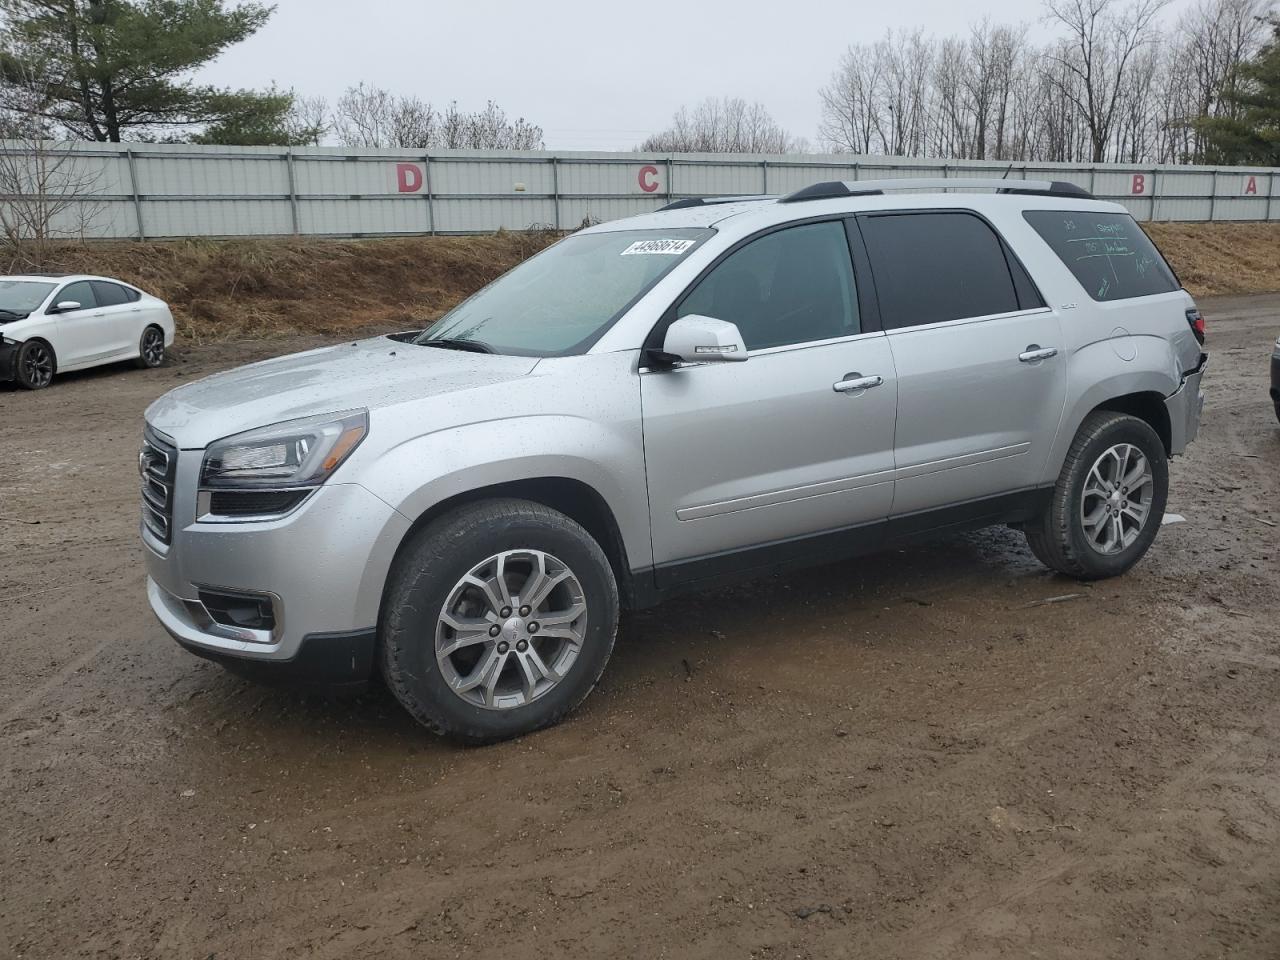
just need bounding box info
[815,0,1277,165]
[1,0,1277,165]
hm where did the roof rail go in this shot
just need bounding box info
[778,178,1093,204]
[657,195,776,211]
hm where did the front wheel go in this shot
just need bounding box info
[1025,411,1169,580]
[380,499,619,743]
[15,339,55,389]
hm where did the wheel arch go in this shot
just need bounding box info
[21,335,58,371]
[384,476,639,611]
[1047,346,1178,480]
[1092,391,1172,454]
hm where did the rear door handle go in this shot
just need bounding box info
[833,373,884,394]
[1018,346,1058,363]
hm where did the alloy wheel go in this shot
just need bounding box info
[142,329,165,366]
[22,343,53,388]
[435,549,587,710]
[1080,442,1154,555]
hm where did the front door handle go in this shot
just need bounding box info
[833,373,884,394]
[1019,346,1058,363]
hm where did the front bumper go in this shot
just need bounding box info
[1166,352,1208,456]
[144,455,411,684]
[0,338,19,382]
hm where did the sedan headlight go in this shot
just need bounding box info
[201,410,368,490]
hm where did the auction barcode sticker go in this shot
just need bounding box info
[620,239,697,256]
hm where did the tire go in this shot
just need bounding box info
[134,325,165,369]
[380,498,619,743]
[1025,411,1169,580]
[14,339,55,389]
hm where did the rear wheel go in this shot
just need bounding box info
[380,499,619,743]
[1025,411,1168,580]
[15,339,55,389]
[134,325,165,369]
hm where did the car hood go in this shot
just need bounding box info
[145,336,541,448]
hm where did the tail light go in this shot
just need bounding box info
[1186,307,1205,345]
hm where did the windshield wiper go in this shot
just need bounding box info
[417,337,495,355]
[0,308,25,319]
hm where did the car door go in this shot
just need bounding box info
[50,280,107,367]
[90,280,140,355]
[857,210,1068,517]
[640,219,898,587]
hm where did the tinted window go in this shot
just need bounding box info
[678,221,858,350]
[91,281,130,306]
[861,212,1021,329]
[122,286,141,302]
[1023,210,1179,301]
[57,281,97,310]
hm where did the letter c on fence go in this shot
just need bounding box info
[638,165,660,193]
[1131,173,1146,195]
[396,163,424,193]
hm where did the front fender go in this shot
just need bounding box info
[359,414,652,571]
[1046,335,1181,477]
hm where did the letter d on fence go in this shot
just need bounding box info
[396,163,424,193]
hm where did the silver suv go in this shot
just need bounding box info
[141,178,1207,742]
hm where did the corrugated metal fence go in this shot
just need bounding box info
[4,141,1278,239]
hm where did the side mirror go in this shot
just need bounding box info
[53,300,81,313]
[661,314,747,364]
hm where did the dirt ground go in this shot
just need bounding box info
[1,296,1278,960]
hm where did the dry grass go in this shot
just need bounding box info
[1145,221,1280,298]
[1,222,1275,341]
[0,230,561,342]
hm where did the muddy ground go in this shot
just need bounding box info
[1,297,1278,960]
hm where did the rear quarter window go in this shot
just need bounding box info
[1023,210,1180,302]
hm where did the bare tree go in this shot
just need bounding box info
[334,83,437,148]
[287,94,330,147]
[1042,0,1171,162]
[820,41,889,153]
[641,97,800,153]
[0,71,102,263]
[817,0,1265,164]
[334,86,543,150]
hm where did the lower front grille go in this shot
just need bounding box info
[140,429,177,544]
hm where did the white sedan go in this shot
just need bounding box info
[0,274,175,390]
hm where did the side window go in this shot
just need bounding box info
[57,281,98,311]
[1023,210,1179,301]
[123,286,141,303]
[677,221,859,351]
[91,281,130,306]
[860,212,1021,329]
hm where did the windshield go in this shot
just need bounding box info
[0,280,54,317]
[414,228,712,356]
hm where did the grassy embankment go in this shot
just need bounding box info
[3,221,1276,341]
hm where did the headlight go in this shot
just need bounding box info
[201,410,368,489]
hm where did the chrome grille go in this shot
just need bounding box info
[140,429,177,544]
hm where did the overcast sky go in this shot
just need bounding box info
[197,0,1201,151]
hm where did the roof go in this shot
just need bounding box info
[580,179,1127,238]
[2,274,120,284]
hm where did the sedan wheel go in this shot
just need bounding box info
[16,340,54,389]
[136,327,165,369]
